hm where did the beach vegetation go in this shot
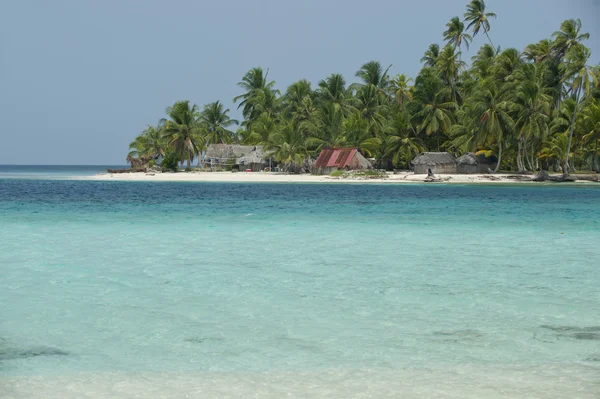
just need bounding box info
[126,1,599,175]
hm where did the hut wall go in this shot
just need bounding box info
[414,164,457,174]
[457,164,478,174]
[477,163,497,173]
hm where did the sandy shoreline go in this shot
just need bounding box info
[82,171,599,185]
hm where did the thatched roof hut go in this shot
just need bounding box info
[412,152,457,174]
[205,144,259,160]
[236,147,265,171]
[457,152,478,166]
[456,152,498,174]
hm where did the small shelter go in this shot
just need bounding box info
[457,152,498,174]
[412,152,457,174]
[204,144,265,170]
[313,148,372,175]
[236,146,265,172]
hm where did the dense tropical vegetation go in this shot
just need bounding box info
[128,0,599,174]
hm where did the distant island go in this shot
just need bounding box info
[124,0,599,180]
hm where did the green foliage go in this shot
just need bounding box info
[161,150,180,172]
[126,2,599,176]
[330,169,344,177]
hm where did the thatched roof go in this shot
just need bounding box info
[205,144,260,159]
[412,152,457,165]
[457,152,478,165]
[354,151,373,169]
[237,147,264,165]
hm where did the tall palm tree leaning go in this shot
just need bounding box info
[560,44,598,175]
[443,16,473,57]
[464,0,497,49]
[163,100,204,170]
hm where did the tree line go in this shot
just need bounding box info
[128,0,600,174]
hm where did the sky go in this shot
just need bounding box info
[0,0,598,165]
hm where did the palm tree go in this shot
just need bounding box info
[471,44,497,80]
[233,67,279,125]
[128,121,166,162]
[443,17,473,55]
[464,0,497,49]
[552,19,590,61]
[263,121,308,173]
[421,44,440,68]
[436,45,466,103]
[281,79,313,119]
[355,60,392,89]
[388,74,414,108]
[414,84,457,152]
[469,80,514,173]
[384,111,424,168]
[560,44,598,174]
[523,39,554,63]
[539,133,570,172]
[306,102,347,151]
[580,99,600,171]
[511,65,552,171]
[163,100,204,170]
[199,101,238,145]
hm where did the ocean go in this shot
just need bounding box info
[0,173,599,398]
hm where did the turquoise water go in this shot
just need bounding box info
[1,178,599,397]
[0,165,126,179]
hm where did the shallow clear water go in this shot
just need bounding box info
[1,178,599,397]
[0,165,126,179]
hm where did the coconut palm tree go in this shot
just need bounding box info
[464,0,496,49]
[436,45,467,103]
[560,44,598,174]
[580,99,600,171]
[552,19,590,61]
[163,100,204,170]
[388,74,414,108]
[471,44,497,80]
[413,83,457,152]
[384,111,424,168]
[511,65,552,171]
[128,121,167,162]
[233,67,279,125]
[355,60,392,89]
[281,79,313,119]
[469,80,514,173]
[444,17,473,55]
[263,121,308,173]
[421,44,440,68]
[199,101,238,145]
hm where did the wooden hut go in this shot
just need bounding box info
[204,144,262,169]
[236,147,265,172]
[313,148,372,175]
[412,152,457,174]
[456,153,478,174]
[457,152,498,174]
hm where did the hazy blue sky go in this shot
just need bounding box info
[1,0,598,164]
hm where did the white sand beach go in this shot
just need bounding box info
[84,171,599,184]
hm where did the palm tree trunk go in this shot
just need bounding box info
[485,30,495,51]
[493,141,502,174]
[595,139,599,172]
[517,140,523,172]
[187,152,191,170]
[564,86,581,175]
